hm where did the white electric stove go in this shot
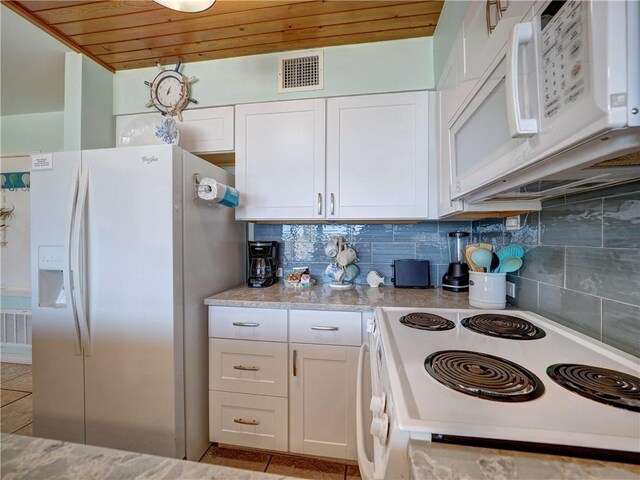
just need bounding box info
[356,307,640,480]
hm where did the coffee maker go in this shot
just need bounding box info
[442,231,470,292]
[247,241,279,288]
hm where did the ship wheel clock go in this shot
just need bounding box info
[144,61,198,121]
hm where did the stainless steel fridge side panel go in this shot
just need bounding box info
[181,149,246,461]
[30,151,85,443]
[81,145,183,457]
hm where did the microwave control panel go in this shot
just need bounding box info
[540,0,590,120]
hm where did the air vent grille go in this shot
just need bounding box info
[278,51,323,92]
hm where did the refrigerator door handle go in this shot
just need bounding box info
[65,166,83,355]
[72,166,92,357]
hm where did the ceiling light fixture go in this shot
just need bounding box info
[153,0,216,13]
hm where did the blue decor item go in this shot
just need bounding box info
[1,172,30,190]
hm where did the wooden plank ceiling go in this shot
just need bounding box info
[2,0,443,72]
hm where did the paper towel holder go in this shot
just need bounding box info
[193,173,218,207]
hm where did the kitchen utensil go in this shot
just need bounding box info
[496,245,525,264]
[490,252,500,272]
[465,244,482,272]
[497,257,523,274]
[471,248,493,272]
[479,243,493,251]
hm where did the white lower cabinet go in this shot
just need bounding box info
[208,306,362,461]
[289,343,359,460]
[209,391,288,452]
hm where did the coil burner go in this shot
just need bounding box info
[461,314,546,340]
[547,364,640,412]
[399,312,455,331]
[425,350,545,402]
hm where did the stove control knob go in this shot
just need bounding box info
[369,394,386,416]
[370,414,389,440]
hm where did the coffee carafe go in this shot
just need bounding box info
[248,241,279,288]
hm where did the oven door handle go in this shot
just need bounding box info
[356,342,375,480]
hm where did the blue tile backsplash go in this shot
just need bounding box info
[504,181,640,357]
[253,221,474,288]
[253,181,640,357]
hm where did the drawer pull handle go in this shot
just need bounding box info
[311,325,339,331]
[233,365,260,371]
[232,322,260,327]
[234,418,260,426]
[293,349,298,377]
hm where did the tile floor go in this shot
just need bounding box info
[0,362,360,480]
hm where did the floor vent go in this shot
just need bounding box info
[1,309,32,346]
[278,51,323,93]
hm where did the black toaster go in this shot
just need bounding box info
[392,259,433,288]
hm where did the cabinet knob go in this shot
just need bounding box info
[369,393,386,416]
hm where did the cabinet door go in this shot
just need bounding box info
[326,92,430,220]
[289,343,359,460]
[235,99,325,220]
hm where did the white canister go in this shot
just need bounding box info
[468,272,507,309]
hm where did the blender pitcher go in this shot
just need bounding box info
[442,231,470,292]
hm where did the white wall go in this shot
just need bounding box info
[114,37,434,115]
[64,53,115,150]
[433,0,470,85]
[0,112,64,154]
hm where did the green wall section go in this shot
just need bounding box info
[64,53,114,150]
[433,0,470,85]
[113,37,434,115]
[0,111,64,154]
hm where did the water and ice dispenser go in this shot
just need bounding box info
[37,245,66,307]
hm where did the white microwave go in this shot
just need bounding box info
[450,0,640,202]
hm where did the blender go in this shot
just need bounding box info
[442,231,470,292]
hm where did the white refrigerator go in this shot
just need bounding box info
[30,145,245,460]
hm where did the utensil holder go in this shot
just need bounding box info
[469,272,506,309]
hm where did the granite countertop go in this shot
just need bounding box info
[205,284,481,311]
[408,440,640,479]
[0,434,295,480]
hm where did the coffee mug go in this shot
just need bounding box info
[344,264,360,282]
[336,247,357,267]
[324,237,339,257]
[325,263,345,282]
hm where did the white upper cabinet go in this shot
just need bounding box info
[235,92,431,221]
[235,99,326,221]
[115,106,234,154]
[326,92,430,220]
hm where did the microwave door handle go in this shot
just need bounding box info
[506,22,538,138]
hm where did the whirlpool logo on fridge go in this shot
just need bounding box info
[142,155,159,164]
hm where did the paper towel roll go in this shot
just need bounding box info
[197,177,240,207]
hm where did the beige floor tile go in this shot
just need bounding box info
[266,454,346,480]
[0,389,29,407]
[199,445,272,472]
[14,422,33,436]
[0,394,32,433]
[346,464,361,479]
[0,363,31,383]
[0,372,32,392]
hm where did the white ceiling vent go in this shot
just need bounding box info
[278,51,323,93]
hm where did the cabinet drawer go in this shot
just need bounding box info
[209,339,288,397]
[209,391,288,452]
[289,310,362,346]
[209,306,287,342]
